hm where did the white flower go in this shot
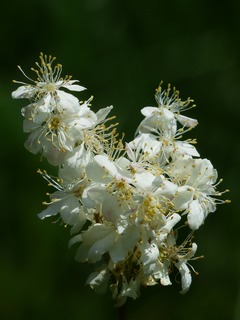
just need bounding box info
[73,224,115,263]
[38,170,90,234]
[155,82,198,128]
[12,53,85,101]
[83,185,128,227]
[23,107,78,155]
[139,241,160,275]
[170,156,218,229]
[110,272,142,306]
[174,140,200,157]
[108,225,139,263]
[83,154,136,227]
[129,116,199,168]
[13,54,228,306]
[174,242,198,294]
[58,144,92,183]
[86,264,111,295]
[156,212,181,242]
[21,95,113,165]
[86,154,132,184]
[127,133,165,164]
[137,106,177,137]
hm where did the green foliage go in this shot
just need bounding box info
[1,0,239,319]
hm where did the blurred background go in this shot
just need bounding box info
[1,0,239,319]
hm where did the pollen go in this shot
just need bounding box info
[48,116,61,131]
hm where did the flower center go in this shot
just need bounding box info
[44,82,56,93]
[48,116,60,131]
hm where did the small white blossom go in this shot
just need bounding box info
[174,242,198,294]
[38,170,90,234]
[155,82,198,128]
[14,56,114,165]
[12,53,85,101]
[169,155,218,229]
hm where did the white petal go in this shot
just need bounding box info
[88,232,115,263]
[141,242,159,266]
[12,85,36,99]
[187,200,205,230]
[175,141,200,157]
[76,103,97,127]
[162,107,175,121]
[101,194,122,222]
[141,106,159,117]
[154,179,178,198]
[96,106,113,122]
[109,226,139,263]
[86,155,117,183]
[60,197,82,225]
[172,186,193,210]
[75,224,114,262]
[38,199,63,219]
[156,262,172,286]
[86,267,110,294]
[24,130,43,154]
[134,171,156,190]
[81,224,112,243]
[184,242,198,260]
[57,91,80,113]
[60,80,86,92]
[42,141,66,165]
[68,234,82,247]
[176,114,198,128]
[175,261,192,294]
[158,213,181,241]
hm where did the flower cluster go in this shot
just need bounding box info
[13,54,228,306]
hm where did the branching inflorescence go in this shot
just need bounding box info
[12,53,229,306]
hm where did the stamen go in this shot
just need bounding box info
[16,65,34,83]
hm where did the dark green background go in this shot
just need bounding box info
[1,0,239,319]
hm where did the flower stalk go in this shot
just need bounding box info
[119,302,127,320]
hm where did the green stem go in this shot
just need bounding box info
[119,303,127,320]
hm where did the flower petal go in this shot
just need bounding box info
[175,261,192,294]
[187,200,205,230]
